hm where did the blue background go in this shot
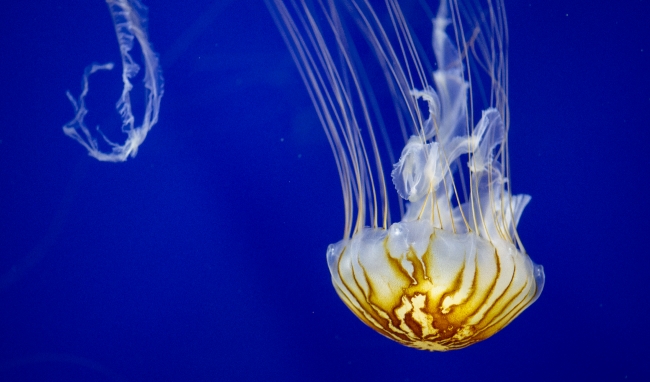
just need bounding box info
[0,0,649,380]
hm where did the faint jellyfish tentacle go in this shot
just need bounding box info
[63,0,164,162]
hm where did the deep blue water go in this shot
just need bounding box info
[0,0,649,380]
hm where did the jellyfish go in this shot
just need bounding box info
[269,0,544,351]
[64,0,163,162]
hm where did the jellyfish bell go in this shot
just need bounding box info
[269,0,544,351]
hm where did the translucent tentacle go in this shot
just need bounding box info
[63,0,163,162]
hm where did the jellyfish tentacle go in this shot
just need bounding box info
[63,0,163,162]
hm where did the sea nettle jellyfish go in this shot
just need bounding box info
[64,0,163,162]
[269,0,544,351]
